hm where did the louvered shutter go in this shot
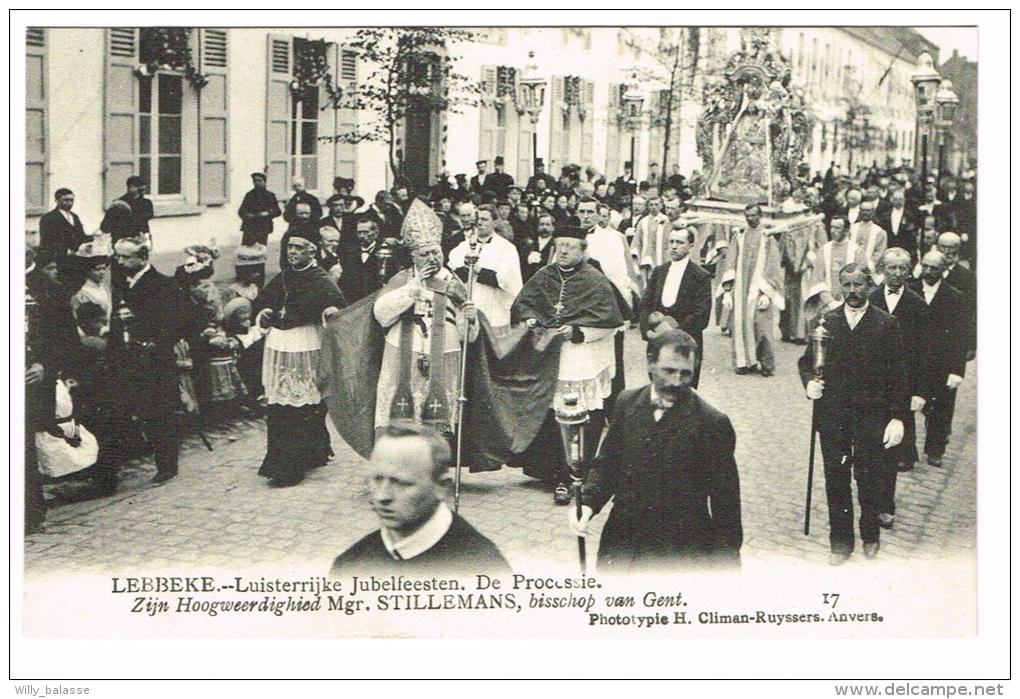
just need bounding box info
[199,29,229,204]
[334,46,358,180]
[104,28,139,206]
[549,76,565,175]
[604,82,621,179]
[26,28,47,213]
[265,34,292,198]
[581,79,594,169]
[478,65,496,163]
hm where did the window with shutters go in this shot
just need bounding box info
[138,73,184,196]
[26,27,47,213]
[105,27,217,209]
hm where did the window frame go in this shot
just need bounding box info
[138,70,186,200]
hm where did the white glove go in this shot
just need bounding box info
[883,419,904,449]
[910,396,926,412]
[721,291,733,312]
[805,379,824,400]
[757,294,771,311]
[569,504,594,536]
[527,251,542,264]
[946,374,963,390]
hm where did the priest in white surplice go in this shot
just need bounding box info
[447,203,522,329]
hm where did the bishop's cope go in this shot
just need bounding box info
[372,200,479,436]
[317,207,624,509]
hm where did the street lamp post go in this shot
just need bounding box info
[518,51,547,187]
[910,51,942,185]
[621,75,645,225]
[934,79,959,193]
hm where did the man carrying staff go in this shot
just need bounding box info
[799,263,909,565]
[569,329,742,574]
[509,225,625,505]
[372,200,479,437]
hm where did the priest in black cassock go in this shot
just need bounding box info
[508,225,626,504]
[255,225,346,487]
[330,421,511,577]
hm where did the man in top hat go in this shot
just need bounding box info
[283,176,323,227]
[447,203,522,329]
[373,200,479,436]
[38,187,88,264]
[238,172,282,247]
[509,224,626,504]
[333,177,356,198]
[117,176,155,237]
[526,158,557,195]
[483,156,515,200]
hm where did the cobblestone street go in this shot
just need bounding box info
[24,324,977,575]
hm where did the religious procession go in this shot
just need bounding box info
[23,25,978,575]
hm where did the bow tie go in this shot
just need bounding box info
[652,395,674,411]
[886,287,902,296]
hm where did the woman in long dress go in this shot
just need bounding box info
[254,228,345,487]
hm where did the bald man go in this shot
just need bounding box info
[909,250,968,468]
[870,248,927,524]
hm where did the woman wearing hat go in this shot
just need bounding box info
[70,241,113,336]
[254,226,346,487]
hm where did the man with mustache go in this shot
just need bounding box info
[799,263,910,565]
[570,329,742,574]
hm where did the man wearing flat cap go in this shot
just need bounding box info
[117,176,154,238]
[238,172,282,247]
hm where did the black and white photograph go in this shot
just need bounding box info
[9,8,1009,689]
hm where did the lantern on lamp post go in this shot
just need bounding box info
[934,79,959,192]
[518,51,547,182]
[910,51,942,183]
[621,75,645,220]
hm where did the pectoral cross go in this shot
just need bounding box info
[553,300,566,314]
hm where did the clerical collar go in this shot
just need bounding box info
[291,261,316,272]
[557,264,579,275]
[380,502,454,561]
